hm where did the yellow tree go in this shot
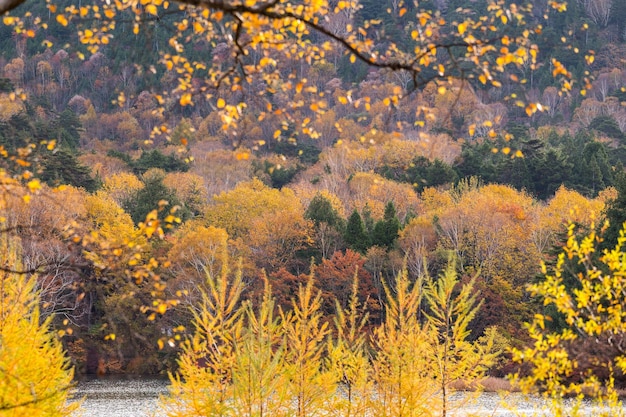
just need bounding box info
[160,260,245,417]
[205,178,313,271]
[424,258,502,417]
[167,222,232,318]
[325,274,372,417]
[0,235,78,416]
[511,221,626,416]
[281,276,334,417]
[231,279,290,417]
[369,269,435,417]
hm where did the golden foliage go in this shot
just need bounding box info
[512,221,626,416]
[0,236,77,416]
[160,257,500,417]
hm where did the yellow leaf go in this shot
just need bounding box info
[56,14,68,26]
[217,98,226,108]
[437,86,446,95]
[180,93,193,106]
[146,4,158,15]
[27,179,41,192]
[458,22,467,35]
[350,55,356,63]
[274,130,281,139]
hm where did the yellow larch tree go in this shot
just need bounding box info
[0,235,78,416]
[369,268,435,417]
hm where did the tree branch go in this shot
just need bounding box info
[0,0,25,15]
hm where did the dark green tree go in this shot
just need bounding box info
[305,194,343,229]
[371,201,401,250]
[54,109,82,150]
[132,149,190,174]
[344,209,370,254]
[123,171,188,225]
[39,149,100,192]
[529,148,572,200]
[602,169,626,251]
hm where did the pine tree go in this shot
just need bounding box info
[345,210,370,254]
[371,202,401,250]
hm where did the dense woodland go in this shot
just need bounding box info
[3,0,626,412]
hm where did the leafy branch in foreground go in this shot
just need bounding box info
[512,220,626,416]
[2,0,575,143]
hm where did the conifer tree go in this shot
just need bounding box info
[424,258,502,417]
[345,210,370,254]
[0,236,77,416]
[282,276,334,417]
[370,269,435,417]
[372,202,401,250]
[231,278,289,416]
[602,169,626,249]
[325,273,371,417]
[162,259,245,416]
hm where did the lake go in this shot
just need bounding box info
[71,375,169,417]
[70,377,621,416]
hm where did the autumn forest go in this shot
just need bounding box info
[2,0,626,413]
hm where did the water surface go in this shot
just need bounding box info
[71,375,169,417]
[70,378,622,417]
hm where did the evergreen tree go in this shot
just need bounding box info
[371,201,401,250]
[305,193,342,229]
[344,209,370,254]
[55,109,82,150]
[361,203,375,237]
[602,169,626,250]
[124,171,187,225]
[40,149,100,192]
[132,149,190,174]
